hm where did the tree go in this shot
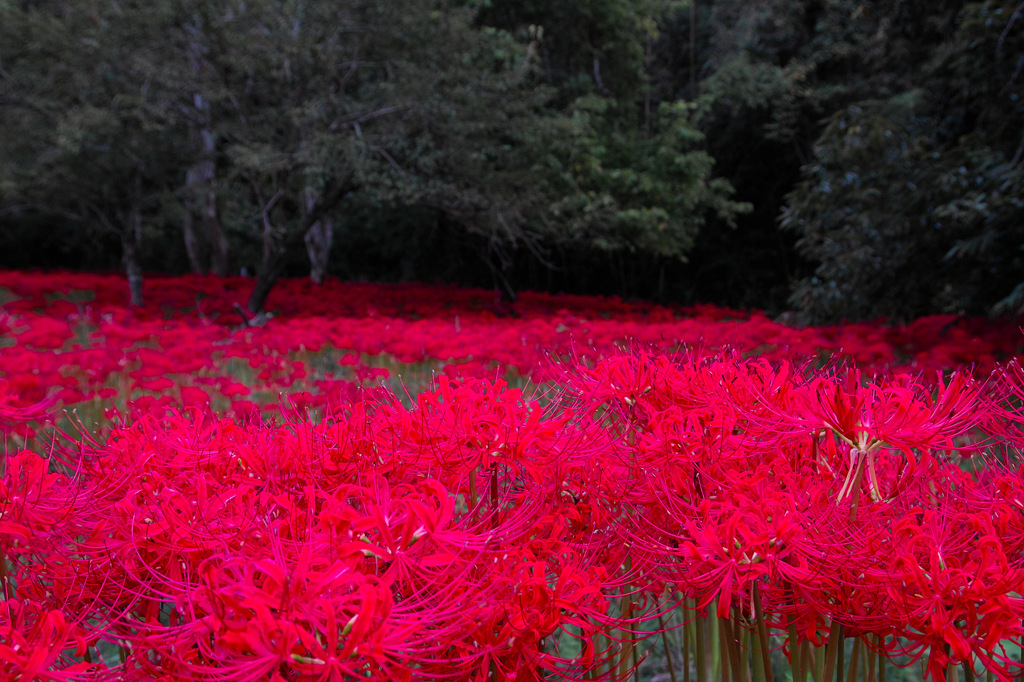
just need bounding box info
[178,25,230,278]
[472,0,747,295]
[781,0,1024,321]
[640,0,969,309]
[0,1,189,306]
[474,0,682,101]
[544,96,748,262]
[178,0,566,311]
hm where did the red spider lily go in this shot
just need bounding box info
[748,368,998,505]
[466,551,618,682]
[876,504,1024,681]
[4,270,1024,681]
[1,270,1020,418]
[0,451,76,556]
[805,371,989,456]
[0,599,94,681]
[158,553,409,680]
[11,314,74,350]
[577,354,659,410]
[561,349,1024,681]
[16,399,642,680]
[0,379,58,427]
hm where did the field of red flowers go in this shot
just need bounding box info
[1,270,1023,682]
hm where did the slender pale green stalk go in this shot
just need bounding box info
[813,642,825,682]
[695,610,708,682]
[838,635,845,682]
[720,613,741,682]
[784,578,806,682]
[788,623,802,682]
[616,618,636,679]
[866,639,876,682]
[683,604,691,682]
[945,644,958,682]
[794,638,811,679]
[489,465,499,529]
[716,607,728,682]
[753,583,775,682]
[752,635,765,682]
[801,642,814,682]
[658,611,678,682]
[617,557,635,680]
[844,453,869,523]
[741,623,751,682]
[963,658,975,682]
[822,622,846,682]
[468,468,478,509]
[848,639,861,682]
[591,630,609,680]
[875,634,882,682]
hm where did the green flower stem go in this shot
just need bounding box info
[848,638,861,682]
[753,583,775,682]
[658,611,677,682]
[822,622,845,682]
[695,609,708,682]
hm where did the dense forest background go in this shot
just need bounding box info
[1,0,1022,321]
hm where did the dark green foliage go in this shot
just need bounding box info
[0,0,738,310]
[0,1,190,304]
[547,97,748,259]
[468,0,748,294]
[666,0,969,316]
[782,0,1024,321]
[1,0,1022,320]
[472,0,665,100]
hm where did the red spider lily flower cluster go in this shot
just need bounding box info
[1,271,1024,681]
[566,352,1024,682]
[1,379,644,681]
[0,353,1022,680]
[0,379,57,442]
[0,271,1020,424]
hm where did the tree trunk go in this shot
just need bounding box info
[689,0,697,95]
[247,237,286,314]
[123,201,144,307]
[182,207,204,274]
[206,190,230,277]
[305,218,333,284]
[304,188,333,284]
[183,84,228,276]
[124,244,144,307]
[248,200,287,314]
[247,268,280,315]
[182,125,226,276]
[246,176,356,313]
[198,127,229,276]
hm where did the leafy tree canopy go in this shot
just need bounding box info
[782,0,1024,321]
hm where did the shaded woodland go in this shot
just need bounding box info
[1,0,1022,321]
